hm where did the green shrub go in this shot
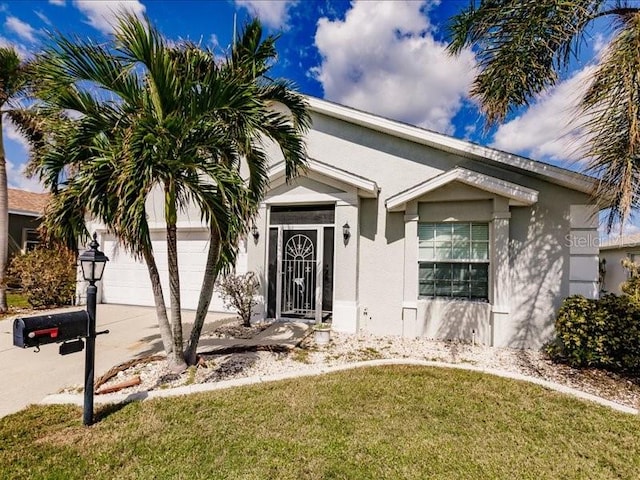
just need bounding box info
[620,257,640,301]
[599,294,640,371]
[215,272,260,327]
[550,294,640,373]
[8,246,77,308]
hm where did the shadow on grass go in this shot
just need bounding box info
[93,398,141,423]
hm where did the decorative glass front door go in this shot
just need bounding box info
[281,230,317,319]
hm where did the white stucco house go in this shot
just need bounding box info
[91,97,600,349]
[599,233,640,294]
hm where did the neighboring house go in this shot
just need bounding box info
[599,233,640,294]
[8,188,48,256]
[89,97,600,349]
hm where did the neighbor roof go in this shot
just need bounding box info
[8,188,49,216]
[307,97,597,195]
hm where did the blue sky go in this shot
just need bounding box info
[0,1,613,218]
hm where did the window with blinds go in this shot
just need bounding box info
[418,222,489,300]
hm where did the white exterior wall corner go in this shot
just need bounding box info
[490,198,513,347]
[568,205,599,299]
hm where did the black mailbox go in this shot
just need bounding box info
[13,311,89,348]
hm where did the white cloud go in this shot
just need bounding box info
[49,0,66,6]
[3,117,43,192]
[6,159,45,193]
[463,124,476,140]
[235,0,297,30]
[0,35,31,59]
[593,32,607,54]
[73,0,146,34]
[5,16,38,43]
[3,118,30,151]
[35,11,53,27]
[599,215,640,242]
[312,0,476,134]
[490,66,596,164]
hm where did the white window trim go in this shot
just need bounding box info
[22,228,40,254]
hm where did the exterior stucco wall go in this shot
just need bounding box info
[8,214,41,257]
[600,248,637,295]
[85,107,596,349]
[507,184,593,347]
[247,110,596,348]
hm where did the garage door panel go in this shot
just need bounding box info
[100,231,244,312]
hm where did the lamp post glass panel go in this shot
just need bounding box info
[342,222,350,243]
[78,233,108,426]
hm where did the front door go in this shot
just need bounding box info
[281,229,317,319]
[267,224,335,323]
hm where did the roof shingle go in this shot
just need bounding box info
[8,188,49,215]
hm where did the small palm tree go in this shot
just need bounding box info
[22,15,309,367]
[0,47,26,313]
[448,1,640,230]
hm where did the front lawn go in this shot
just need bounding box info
[0,292,30,320]
[1,366,639,479]
[6,291,29,309]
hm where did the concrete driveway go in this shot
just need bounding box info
[0,304,231,418]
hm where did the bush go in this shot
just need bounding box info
[550,294,640,373]
[621,257,640,301]
[216,272,260,327]
[8,246,77,308]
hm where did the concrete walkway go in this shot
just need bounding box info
[0,304,231,418]
[196,321,310,353]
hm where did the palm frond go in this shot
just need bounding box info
[448,0,604,125]
[582,10,640,230]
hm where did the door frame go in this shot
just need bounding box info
[271,223,334,323]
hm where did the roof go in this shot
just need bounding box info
[268,158,379,198]
[306,97,598,196]
[385,167,539,212]
[8,188,49,217]
[600,232,640,251]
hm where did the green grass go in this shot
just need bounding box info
[6,292,29,309]
[1,366,639,479]
[0,292,30,320]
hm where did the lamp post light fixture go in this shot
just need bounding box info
[78,233,109,426]
[342,222,351,244]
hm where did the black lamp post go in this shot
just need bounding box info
[78,233,108,426]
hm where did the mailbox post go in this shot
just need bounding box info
[78,233,108,426]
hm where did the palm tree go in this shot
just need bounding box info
[182,21,311,365]
[0,47,26,313]
[22,15,309,367]
[448,0,640,231]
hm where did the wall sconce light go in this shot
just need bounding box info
[251,224,259,242]
[342,222,351,243]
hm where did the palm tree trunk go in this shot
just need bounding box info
[165,180,185,369]
[0,117,9,313]
[167,221,185,368]
[184,226,221,365]
[142,246,173,354]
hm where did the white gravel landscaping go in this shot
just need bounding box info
[74,327,640,411]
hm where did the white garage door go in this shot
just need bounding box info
[100,229,247,311]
